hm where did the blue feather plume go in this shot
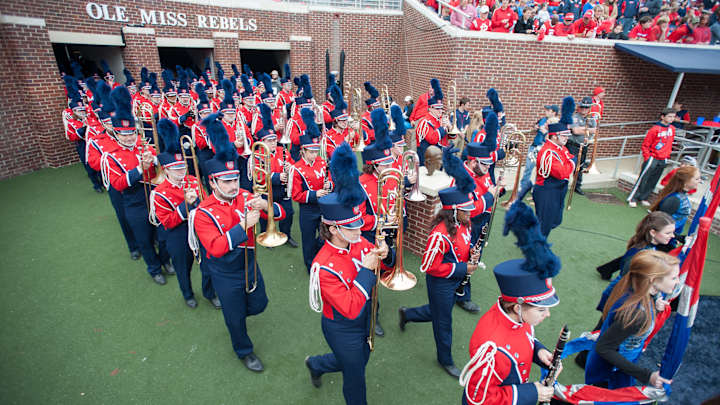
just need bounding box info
[390,104,406,138]
[293,77,301,87]
[84,77,97,94]
[503,201,561,279]
[330,85,345,110]
[560,96,575,125]
[443,146,475,194]
[221,79,234,105]
[430,78,443,101]
[201,71,211,87]
[158,118,181,154]
[141,67,149,84]
[204,57,211,72]
[300,108,320,139]
[486,88,503,113]
[482,111,498,151]
[260,73,273,94]
[70,61,83,80]
[123,68,136,85]
[203,113,237,163]
[241,74,253,95]
[364,81,379,99]
[195,82,209,105]
[243,64,252,77]
[284,63,291,79]
[110,86,133,122]
[329,142,366,207]
[327,73,336,92]
[100,60,111,74]
[301,74,313,100]
[161,69,173,87]
[259,103,274,133]
[231,64,240,78]
[371,108,392,150]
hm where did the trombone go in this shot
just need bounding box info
[403,150,425,202]
[180,134,205,204]
[351,88,365,152]
[380,84,391,114]
[446,80,463,143]
[251,141,288,247]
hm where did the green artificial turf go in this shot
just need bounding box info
[1,164,718,404]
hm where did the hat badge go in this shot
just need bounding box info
[226,161,234,170]
[175,153,182,161]
[353,205,360,215]
[121,120,129,127]
[384,150,390,156]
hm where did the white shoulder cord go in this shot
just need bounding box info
[420,232,444,273]
[187,209,201,263]
[458,341,501,405]
[538,150,553,179]
[148,190,160,226]
[309,262,323,313]
[100,152,112,191]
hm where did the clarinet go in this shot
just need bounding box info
[540,324,571,405]
[455,223,488,297]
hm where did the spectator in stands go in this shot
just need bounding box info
[668,2,682,29]
[638,0,662,19]
[691,12,712,43]
[470,5,493,30]
[559,0,583,20]
[554,13,577,35]
[270,70,281,95]
[652,5,670,24]
[606,0,620,19]
[672,101,691,129]
[617,0,641,35]
[491,0,519,32]
[515,6,537,32]
[596,6,617,37]
[608,21,631,38]
[629,15,657,39]
[456,97,471,132]
[573,10,599,36]
[650,16,671,41]
[536,2,551,23]
[451,0,477,28]
[711,6,720,44]
[425,0,439,11]
[660,156,698,195]
[668,15,699,42]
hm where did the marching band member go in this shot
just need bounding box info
[359,108,395,246]
[239,74,256,126]
[63,75,103,193]
[202,58,217,88]
[291,108,332,272]
[251,74,281,136]
[533,96,576,237]
[211,63,225,112]
[125,68,140,112]
[286,75,313,162]
[276,64,294,120]
[321,74,337,130]
[361,82,381,145]
[481,88,507,183]
[399,146,480,378]
[305,142,393,405]
[100,60,120,89]
[459,201,561,405]
[256,103,298,248]
[150,119,207,308]
[192,82,214,187]
[190,112,285,372]
[101,86,172,285]
[415,78,448,166]
[86,81,140,260]
[160,70,177,120]
[389,105,418,192]
[169,70,196,138]
[324,85,352,159]
[450,140,498,314]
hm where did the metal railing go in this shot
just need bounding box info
[281,0,402,9]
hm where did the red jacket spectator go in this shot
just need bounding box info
[426,0,439,11]
[629,21,656,40]
[554,21,575,36]
[470,17,493,30]
[596,17,615,36]
[491,5,519,32]
[649,23,669,41]
[572,14,599,36]
[641,122,675,161]
[668,23,696,43]
[410,92,430,123]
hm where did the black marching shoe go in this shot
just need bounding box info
[574,187,585,196]
[152,274,167,285]
[398,307,408,331]
[164,263,176,275]
[305,356,322,388]
[374,320,385,337]
[241,352,264,372]
[130,250,141,261]
[94,186,104,194]
[185,298,198,309]
[286,237,299,248]
[441,363,461,378]
[457,300,481,314]
[209,297,222,309]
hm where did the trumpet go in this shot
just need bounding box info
[319,133,328,162]
[251,141,288,247]
[402,150,425,202]
[500,126,528,208]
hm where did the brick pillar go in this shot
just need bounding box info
[121,27,161,76]
[289,36,314,84]
[405,196,440,256]
[0,16,74,178]
[212,32,240,73]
